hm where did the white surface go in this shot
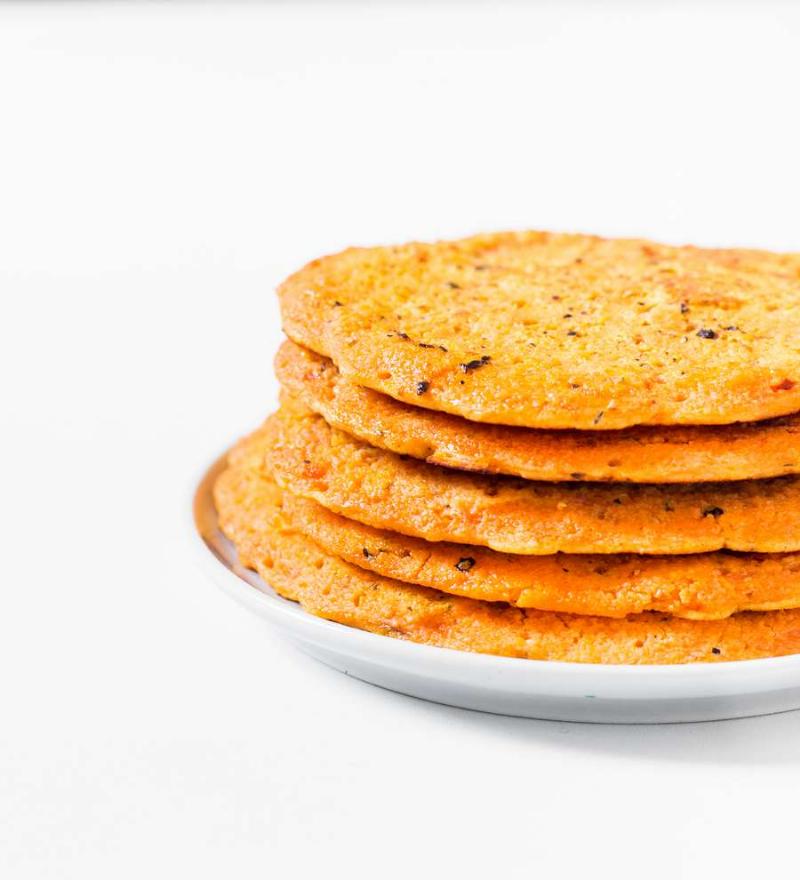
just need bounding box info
[196,452,800,724]
[3,1,800,877]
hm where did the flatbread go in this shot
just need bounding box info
[261,404,800,555]
[276,339,800,483]
[212,459,800,664]
[278,485,800,621]
[219,446,800,619]
[278,231,800,429]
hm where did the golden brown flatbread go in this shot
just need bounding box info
[261,404,800,555]
[278,231,800,429]
[276,339,800,483]
[278,487,800,621]
[212,459,800,664]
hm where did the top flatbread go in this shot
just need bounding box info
[278,231,800,429]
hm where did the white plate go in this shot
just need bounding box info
[192,453,800,724]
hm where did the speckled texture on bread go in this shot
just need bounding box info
[278,231,800,429]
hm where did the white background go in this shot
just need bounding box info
[2,2,800,878]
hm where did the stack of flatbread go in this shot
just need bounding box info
[215,231,800,663]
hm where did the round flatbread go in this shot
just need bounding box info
[221,442,800,619]
[261,403,800,555]
[279,487,800,621]
[275,339,800,483]
[213,460,800,664]
[278,231,800,429]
